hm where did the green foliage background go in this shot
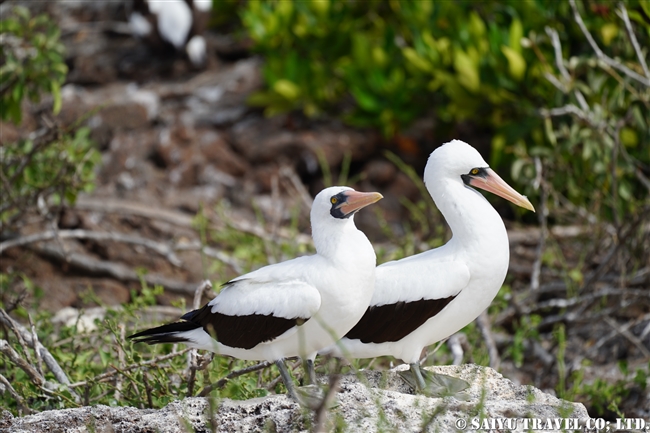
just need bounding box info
[0,7,99,231]
[223,0,650,222]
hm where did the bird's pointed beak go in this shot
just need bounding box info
[468,169,535,212]
[337,191,383,216]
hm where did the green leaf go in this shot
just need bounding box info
[453,48,480,92]
[469,11,486,38]
[509,18,523,53]
[51,80,62,114]
[501,45,526,80]
[620,127,638,147]
[600,23,618,46]
[272,79,301,100]
[402,47,431,72]
[351,86,381,112]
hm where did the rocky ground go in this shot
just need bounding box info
[1,0,648,421]
[2,365,590,433]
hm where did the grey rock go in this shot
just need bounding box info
[6,365,589,433]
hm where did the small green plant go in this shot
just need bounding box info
[0,6,68,124]
[503,314,541,368]
[0,6,99,232]
[0,127,100,231]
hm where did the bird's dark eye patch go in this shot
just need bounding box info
[461,167,488,186]
[330,192,351,219]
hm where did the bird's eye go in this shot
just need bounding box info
[331,197,338,204]
[471,168,479,175]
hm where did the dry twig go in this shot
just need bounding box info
[530,158,547,291]
[0,339,45,386]
[28,313,44,378]
[33,243,199,295]
[569,0,650,87]
[476,311,500,370]
[0,373,35,415]
[187,280,214,396]
[312,372,342,433]
[0,229,183,266]
[198,361,272,397]
[0,309,75,394]
[68,348,192,389]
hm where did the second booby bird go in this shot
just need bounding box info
[129,186,382,401]
[129,0,212,67]
[324,140,535,391]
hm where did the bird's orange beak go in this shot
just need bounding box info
[467,169,535,212]
[336,191,383,216]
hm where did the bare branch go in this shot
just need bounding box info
[68,348,192,389]
[530,157,547,291]
[0,339,45,386]
[74,196,312,245]
[198,361,272,397]
[0,373,35,415]
[279,165,314,212]
[187,280,214,396]
[476,311,500,370]
[616,3,650,80]
[32,243,199,295]
[0,309,76,397]
[539,104,607,131]
[313,372,341,433]
[114,324,126,402]
[588,313,650,357]
[447,333,466,366]
[545,26,589,111]
[142,371,154,409]
[569,0,650,87]
[0,308,35,369]
[604,317,650,358]
[0,229,183,267]
[28,313,44,378]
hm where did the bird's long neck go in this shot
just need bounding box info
[429,178,509,261]
[312,220,375,270]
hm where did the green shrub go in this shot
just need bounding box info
[237,0,649,224]
[513,0,650,222]
[0,7,99,231]
[0,6,68,124]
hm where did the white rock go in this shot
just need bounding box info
[3,365,589,433]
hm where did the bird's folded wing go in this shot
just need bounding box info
[371,258,470,306]
[344,259,469,344]
[210,256,323,319]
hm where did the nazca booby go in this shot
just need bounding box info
[129,186,382,401]
[323,140,535,390]
[129,0,212,67]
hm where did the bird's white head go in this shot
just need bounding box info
[310,186,382,263]
[310,186,383,227]
[424,140,535,212]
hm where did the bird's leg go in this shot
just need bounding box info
[275,359,299,401]
[410,362,427,390]
[305,358,317,385]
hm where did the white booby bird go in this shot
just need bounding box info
[323,140,535,390]
[128,0,212,67]
[129,186,382,401]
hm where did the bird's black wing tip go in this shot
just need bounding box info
[128,321,202,343]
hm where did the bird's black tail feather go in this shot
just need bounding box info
[128,321,201,345]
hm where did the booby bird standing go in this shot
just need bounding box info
[324,140,535,390]
[129,0,212,67]
[129,186,382,401]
